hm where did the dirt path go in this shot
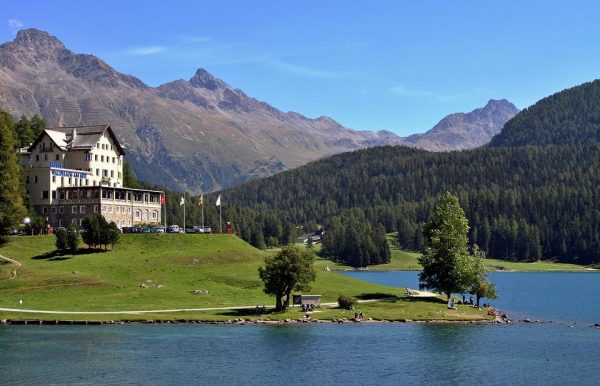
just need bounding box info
[0,298,388,315]
[0,253,21,279]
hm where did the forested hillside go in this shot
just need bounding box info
[490,80,600,147]
[222,144,600,264]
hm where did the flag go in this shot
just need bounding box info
[180,196,185,206]
[160,194,165,205]
[198,194,204,206]
[216,194,221,207]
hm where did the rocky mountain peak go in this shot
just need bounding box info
[14,29,65,52]
[190,68,227,90]
[481,99,519,115]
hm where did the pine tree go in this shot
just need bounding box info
[0,111,27,237]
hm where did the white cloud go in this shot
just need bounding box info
[258,58,345,79]
[127,46,166,56]
[8,19,24,33]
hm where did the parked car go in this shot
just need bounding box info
[167,225,180,233]
[200,226,212,234]
[185,226,204,234]
[153,226,166,234]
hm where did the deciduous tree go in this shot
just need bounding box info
[258,244,316,311]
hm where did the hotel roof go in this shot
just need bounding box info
[28,124,124,155]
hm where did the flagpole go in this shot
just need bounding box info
[201,194,204,230]
[216,194,222,233]
[183,193,186,233]
[164,194,167,228]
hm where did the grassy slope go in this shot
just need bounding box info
[0,234,490,322]
[318,235,593,272]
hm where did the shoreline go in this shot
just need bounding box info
[0,314,508,326]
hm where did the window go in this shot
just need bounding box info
[51,191,56,199]
[152,211,158,220]
[59,206,64,214]
[55,154,59,161]
[44,154,48,161]
[95,154,98,161]
[94,205,98,213]
[59,191,65,200]
[61,177,64,185]
[72,206,77,214]
[69,177,72,185]
[71,219,77,225]
[80,219,83,226]
[42,207,48,214]
[26,176,29,184]
[135,210,141,219]
[42,190,49,199]
[80,206,85,214]
[110,170,114,178]
[85,153,92,161]
[103,170,108,177]
[58,219,63,227]
[36,155,39,161]
[112,157,115,163]
[52,176,56,183]
[96,169,100,176]
[51,207,57,214]
[118,172,121,179]
[128,207,131,214]
[34,176,38,183]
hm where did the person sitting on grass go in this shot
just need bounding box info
[448,298,457,310]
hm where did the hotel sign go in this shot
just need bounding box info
[50,163,89,179]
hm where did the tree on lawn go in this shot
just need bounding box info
[468,245,498,307]
[66,225,80,254]
[81,215,119,250]
[258,244,316,311]
[418,192,473,300]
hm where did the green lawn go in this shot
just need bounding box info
[314,234,594,272]
[0,234,491,322]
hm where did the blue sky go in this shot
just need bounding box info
[3,1,600,136]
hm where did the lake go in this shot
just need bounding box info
[1,272,599,385]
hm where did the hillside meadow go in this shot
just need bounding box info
[0,234,491,322]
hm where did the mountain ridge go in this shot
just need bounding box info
[1,28,517,191]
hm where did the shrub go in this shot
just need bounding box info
[66,225,80,254]
[55,227,68,252]
[338,294,357,310]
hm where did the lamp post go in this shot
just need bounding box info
[23,217,31,236]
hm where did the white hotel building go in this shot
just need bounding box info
[20,124,163,229]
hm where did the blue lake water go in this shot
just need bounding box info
[343,271,600,324]
[1,272,599,385]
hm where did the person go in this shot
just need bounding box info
[448,298,456,309]
[469,296,474,305]
[359,312,363,321]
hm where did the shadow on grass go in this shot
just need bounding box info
[401,296,446,304]
[216,308,278,318]
[31,248,106,261]
[356,292,399,300]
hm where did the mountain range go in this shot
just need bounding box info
[219,78,600,264]
[0,29,518,192]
